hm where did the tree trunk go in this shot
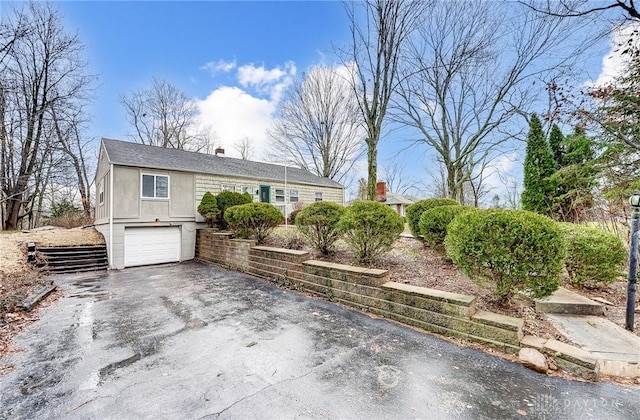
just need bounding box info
[4,182,25,230]
[367,140,377,201]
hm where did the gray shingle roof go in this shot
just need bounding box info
[101,138,343,189]
[384,191,415,205]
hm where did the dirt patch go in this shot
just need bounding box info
[0,227,104,369]
[0,227,104,275]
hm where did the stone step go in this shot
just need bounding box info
[46,264,108,274]
[534,287,604,316]
[546,314,640,378]
[36,245,108,274]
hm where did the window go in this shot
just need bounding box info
[241,186,253,195]
[315,192,323,202]
[275,188,285,202]
[141,174,169,199]
[222,184,236,192]
[98,179,104,205]
[289,190,299,202]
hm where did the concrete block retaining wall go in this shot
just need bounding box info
[196,231,256,272]
[196,229,524,353]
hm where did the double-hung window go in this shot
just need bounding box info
[315,192,323,202]
[222,184,236,192]
[141,174,169,199]
[289,190,299,202]
[275,189,285,202]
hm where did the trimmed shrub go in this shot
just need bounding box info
[197,192,219,227]
[215,191,253,228]
[445,209,565,302]
[295,201,346,255]
[288,209,301,225]
[418,205,474,252]
[406,198,458,238]
[337,200,404,263]
[559,223,626,286]
[224,202,284,244]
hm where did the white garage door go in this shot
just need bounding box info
[124,227,181,267]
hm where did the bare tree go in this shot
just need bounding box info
[523,0,640,21]
[121,76,205,150]
[1,2,92,230]
[268,64,363,183]
[381,157,421,196]
[395,1,594,204]
[50,104,94,219]
[234,136,254,160]
[342,0,424,200]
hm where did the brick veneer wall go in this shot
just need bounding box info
[196,229,523,353]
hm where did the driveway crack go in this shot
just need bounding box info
[199,369,315,419]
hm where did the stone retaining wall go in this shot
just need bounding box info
[195,229,523,353]
[195,231,255,272]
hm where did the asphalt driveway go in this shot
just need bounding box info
[1,261,638,419]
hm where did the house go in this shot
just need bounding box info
[375,181,415,216]
[94,138,344,269]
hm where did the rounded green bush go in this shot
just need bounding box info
[445,209,565,302]
[295,201,346,255]
[288,209,301,225]
[197,192,219,227]
[418,205,474,252]
[406,198,458,238]
[337,200,404,263]
[215,191,253,228]
[559,223,626,286]
[224,202,284,244]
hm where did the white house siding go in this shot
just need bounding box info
[194,174,344,221]
[94,148,112,224]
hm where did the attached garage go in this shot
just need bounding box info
[124,227,181,267]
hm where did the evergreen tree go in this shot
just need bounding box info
[521,114,556,214]
[548,126,597,222]
[548,124,564,168]
[563,126,594,165]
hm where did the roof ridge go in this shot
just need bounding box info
[100,138,343,188]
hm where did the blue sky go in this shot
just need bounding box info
[11,1,618,201]
[55,1,351,143]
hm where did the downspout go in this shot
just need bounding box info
[109,163,114,269]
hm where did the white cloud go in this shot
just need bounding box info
[237,61,296,101]
[197,86,276,161]
[592,22,640,86]
[201,58,237,76]
[194,61,302,161]
[237,64,286,86]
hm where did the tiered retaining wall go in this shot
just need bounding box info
[196,230,523,353]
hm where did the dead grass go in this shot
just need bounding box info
[0,227,104,275]
[0,227,104,370]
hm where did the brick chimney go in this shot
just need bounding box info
[214,147,225,156]
[376,181,387,202]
